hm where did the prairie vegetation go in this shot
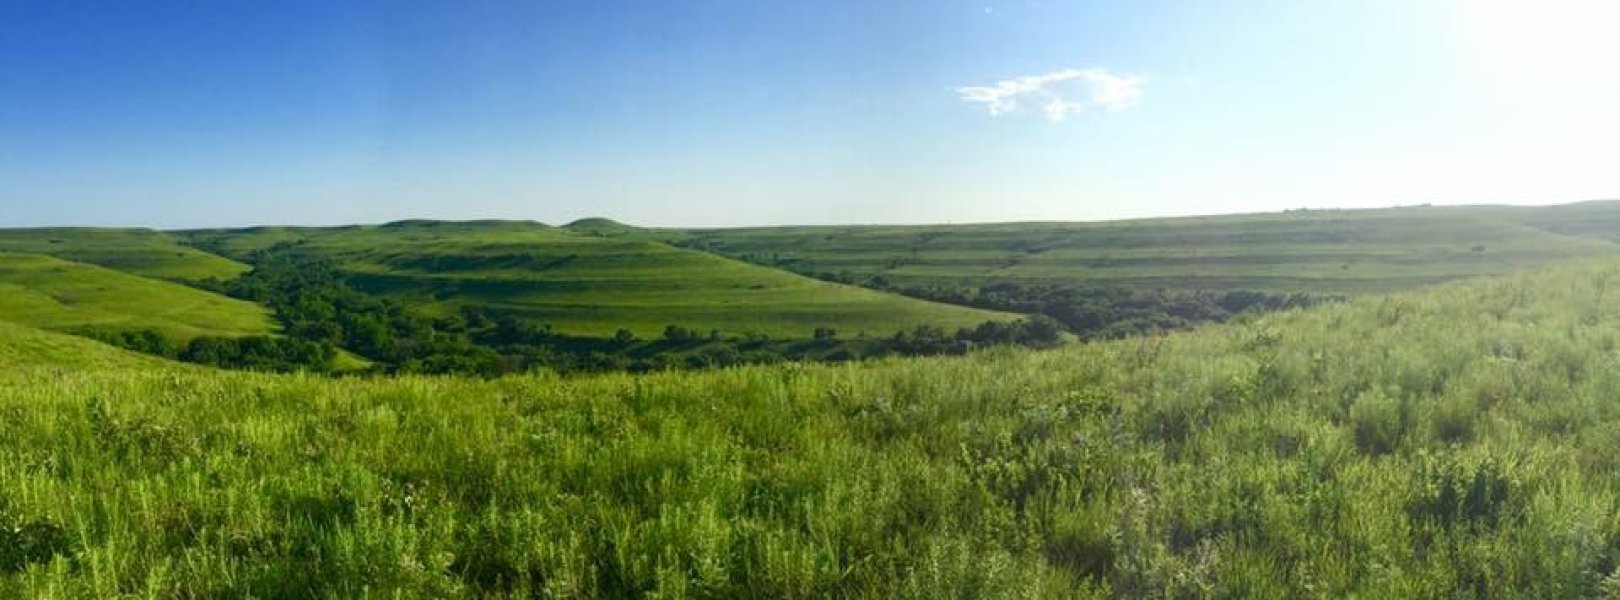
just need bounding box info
[0,253,274,340]
[178,220,1012,340]
[667,203,1620,294]
[5,260,1620,597]
[0,228,249,282]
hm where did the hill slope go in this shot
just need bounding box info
[667,204,1620,294]
[0,319,167,370]
[5,259,1620,596]
[0,253,276,340]
[1493,199,1620,243]
[182,221,1014,339]
[0,227,250,281]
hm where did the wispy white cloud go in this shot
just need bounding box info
[957,68,1144,121]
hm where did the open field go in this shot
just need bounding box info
[4,259,1620,596]
[0,228,251,282]
[0,253,276,340]
[663,203,1620,294]
[0,319,166,371]
[180,221,1014,339]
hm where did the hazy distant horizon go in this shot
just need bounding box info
[3,197,1614,232]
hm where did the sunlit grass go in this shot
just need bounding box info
[0,228,249,282]
[0,253,275,340]
[6,259,1620,596]
[181,221,1014,339]
[670,204,1620,294]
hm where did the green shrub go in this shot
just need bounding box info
[1348,389,1406,455]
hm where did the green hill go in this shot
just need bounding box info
[6,258,1620,596]
[563,217,643,237]
[668,204,1620,294]
[0,318,166,370]
[1492,199,1620,243]
[0,227,250,281]
[0,253,275,340]
[181,221,1015,339]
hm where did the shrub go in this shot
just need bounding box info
[1348,390,1405,455]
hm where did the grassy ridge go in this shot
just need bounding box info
[0,319,166,371]
[0,253,276,340]
[1494,199,1620,244]
[182,221,1015,339]
[6,260,1620,595]
[0,227,250,281]
[668,204,1620,294]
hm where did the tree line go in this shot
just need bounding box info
[803,271,1338,340]
[92,253,1063,375]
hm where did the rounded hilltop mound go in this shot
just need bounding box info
[563,217,640,235]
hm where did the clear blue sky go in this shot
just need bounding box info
[3,0,1618,228]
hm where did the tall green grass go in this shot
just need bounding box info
[6,261,1620,596]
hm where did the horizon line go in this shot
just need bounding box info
[1,198,1615,232]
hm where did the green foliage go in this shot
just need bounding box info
[889,281,1335,340]
[0,513,74,574]
[13,256,1620,596]
[216,254,503,375]
[0,319,163,370]
[179,220,1013,339]
[1349,389,1406,455]
[164,255,1059,376]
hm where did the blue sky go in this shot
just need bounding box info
[3,0,1618,228]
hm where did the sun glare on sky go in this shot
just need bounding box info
[4,1,1620,227]
[1454,0,1620,84]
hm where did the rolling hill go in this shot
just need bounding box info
[180,221,1015,339]
[7,257,1620,596]
[0,227,250,281]
[0,252,276,340]
[663,203,1620,294]
[1491,199,1620,243]
[0,318,167,370]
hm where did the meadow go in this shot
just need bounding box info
[179,220,1011,340]
[665,203,1620,294]
[6,259,1620,597]
[0,228,249,282]
[0,253,275,340]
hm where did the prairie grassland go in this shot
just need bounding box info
[5,261,1620,597]
[180,221,1013,339]
[669,204,1620,294]
[0,253,275,340]
[0,228,249,282]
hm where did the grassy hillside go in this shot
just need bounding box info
[182,221,1014,339]
[6,260,1620,596]
[1494,199,1620,244]
[668,204,1620,294]
[0,319,167,371]
[0,253,276,340]
[0,227,250,281]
